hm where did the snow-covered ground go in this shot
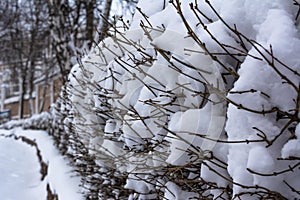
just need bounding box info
[0,128,83,200]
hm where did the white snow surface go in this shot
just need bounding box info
[0,128,83,200]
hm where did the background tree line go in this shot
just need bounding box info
[0,0,137,118]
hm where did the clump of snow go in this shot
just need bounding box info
[282,124,300,158]
[163,181,198,200]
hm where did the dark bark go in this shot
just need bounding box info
[98,0,113,42]
[85,0,96,48]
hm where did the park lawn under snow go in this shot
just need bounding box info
[0,128,83,200]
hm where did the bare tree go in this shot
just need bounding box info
[0,0,50,118]
[97,0,113,42]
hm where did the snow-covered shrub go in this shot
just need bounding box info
[54,0,300,199]
[0,112,52,130]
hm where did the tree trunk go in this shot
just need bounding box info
[85,0,96,48]
[98,0,113,42]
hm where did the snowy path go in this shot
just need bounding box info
[0,137,43,200]
[0,128,84,200]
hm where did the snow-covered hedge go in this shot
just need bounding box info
[53,0,300,199]
[0,112,52,130]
